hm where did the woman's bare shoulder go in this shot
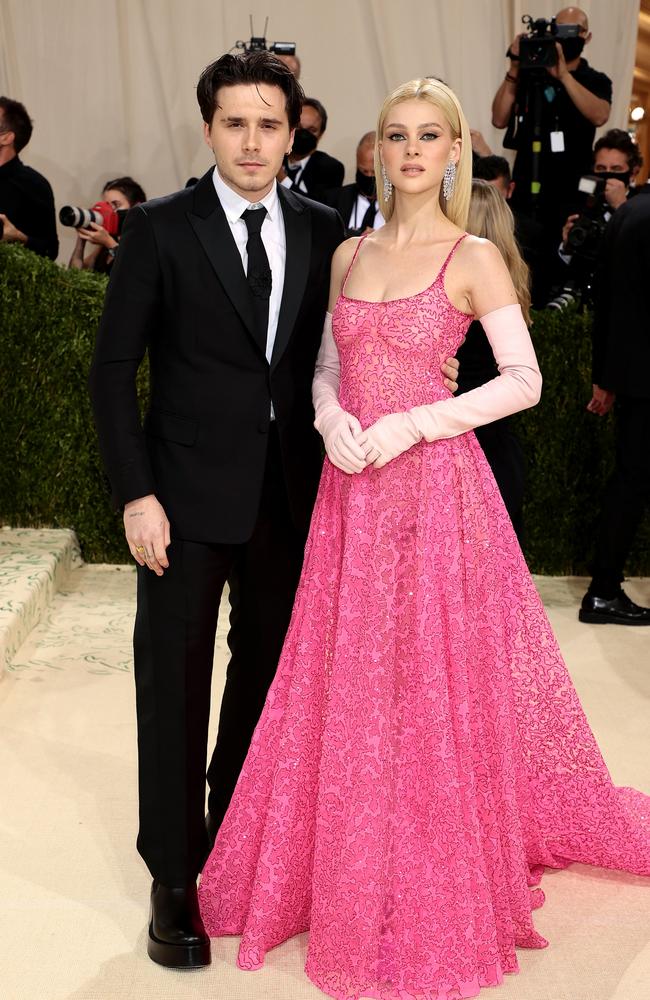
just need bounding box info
[457,234,503,269]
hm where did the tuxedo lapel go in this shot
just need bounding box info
[272,185,311,371]
[187,169,265,357]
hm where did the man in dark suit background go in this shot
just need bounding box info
[326,130,385,237]
[579,189,650,625]
[89,51,345,970]
[280,96,344,202]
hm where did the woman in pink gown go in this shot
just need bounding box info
[199,78,650,1000]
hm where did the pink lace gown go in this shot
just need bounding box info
[198,237,650,1000]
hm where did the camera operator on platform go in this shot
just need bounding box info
[325,131,385,237]
[0,96,58,260]
[68,176,146,273]
[279,97,344,202]
[492,7,611,240]
[578,191,650,625]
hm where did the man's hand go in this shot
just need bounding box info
[124,494,171,575]
[562,213,579,247]
[587,384,615,416]
[77,221,117,250]
[470,130,492,157]
[604,178,628,211]
[508,33,524,60]
[442,356,460,393]
[0,214,27,244]
[547,42,569,82]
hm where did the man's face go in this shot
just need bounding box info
[486,175,515,200]
[203,83,294,200]
[300,105,323,142]
[276,54,300,79]
[593,147,630,176]
[0,112,15,152]
[357,143,375,176]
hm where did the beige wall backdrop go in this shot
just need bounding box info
[0,0,640,261]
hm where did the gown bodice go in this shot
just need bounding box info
[332,235,474,427]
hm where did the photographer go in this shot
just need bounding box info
[492,7,611,238]
[279,97,344,202]
[325,131,385,237]
[0,96,58,259]
[578,192,650,625]
[68,176,146,273]
[560,129,643,255]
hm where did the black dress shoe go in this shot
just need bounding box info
[147,880,211,968]
[579,590,650,625]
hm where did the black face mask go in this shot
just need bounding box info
[355,169,376,198]
[291,128,318,157]
[559,36,585,62]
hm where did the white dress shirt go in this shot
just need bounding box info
[347,192,386,233]
[212,167,286,364]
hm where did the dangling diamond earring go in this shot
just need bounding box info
[442,161,456,201]
[381,164,393,201]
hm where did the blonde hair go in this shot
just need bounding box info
[467,179,532,325]
[374,78,472,229]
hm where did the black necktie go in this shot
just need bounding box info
[241,206,272,353]
[360,198,377,232]
[285,162,300,187]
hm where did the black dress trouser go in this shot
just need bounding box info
[133,426,306,886]
[590,396,650,595]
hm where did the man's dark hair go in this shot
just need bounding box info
[196,51,304,130]
[103,176,147,205]
[473,155,512,184]
[302,97,328,134]
[0,96,33,153]
[594,128,643,173]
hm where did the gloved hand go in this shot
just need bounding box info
[355,412,422,469]
[358,304,541,469]
[312,312,367,474]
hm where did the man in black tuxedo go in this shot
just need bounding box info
[579,189,650,625]
[326,130,385,237]
[280,97,344,202]
[90,51,460,971]
[89,52,344,970]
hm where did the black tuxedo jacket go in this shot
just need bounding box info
[591,191,650,399]
[292,149,344,203]
[89,168,345,543]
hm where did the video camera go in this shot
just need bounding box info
[519,14,581,70]
[233,17,295,57]
[59,200,127,235]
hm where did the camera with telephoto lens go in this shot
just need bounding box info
[59,200,127,235]
[547,175,609,310]
[518,14,581,70]
[234,16,295,57]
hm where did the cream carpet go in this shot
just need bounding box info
[1,568,649,1000]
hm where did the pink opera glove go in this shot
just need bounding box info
[312,311,367,474]
[358,304,542,469]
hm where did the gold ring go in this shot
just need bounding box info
[135,545,145,553]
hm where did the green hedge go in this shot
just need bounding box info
[1,243,648,573]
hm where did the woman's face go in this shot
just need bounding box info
[379,99,460,198]
[103,187,131,211]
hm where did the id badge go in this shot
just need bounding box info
[550,130,565,153]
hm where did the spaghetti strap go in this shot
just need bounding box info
[438,233,468,281]
[341,233,371,296]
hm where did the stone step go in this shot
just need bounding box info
[0,527,82,675]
